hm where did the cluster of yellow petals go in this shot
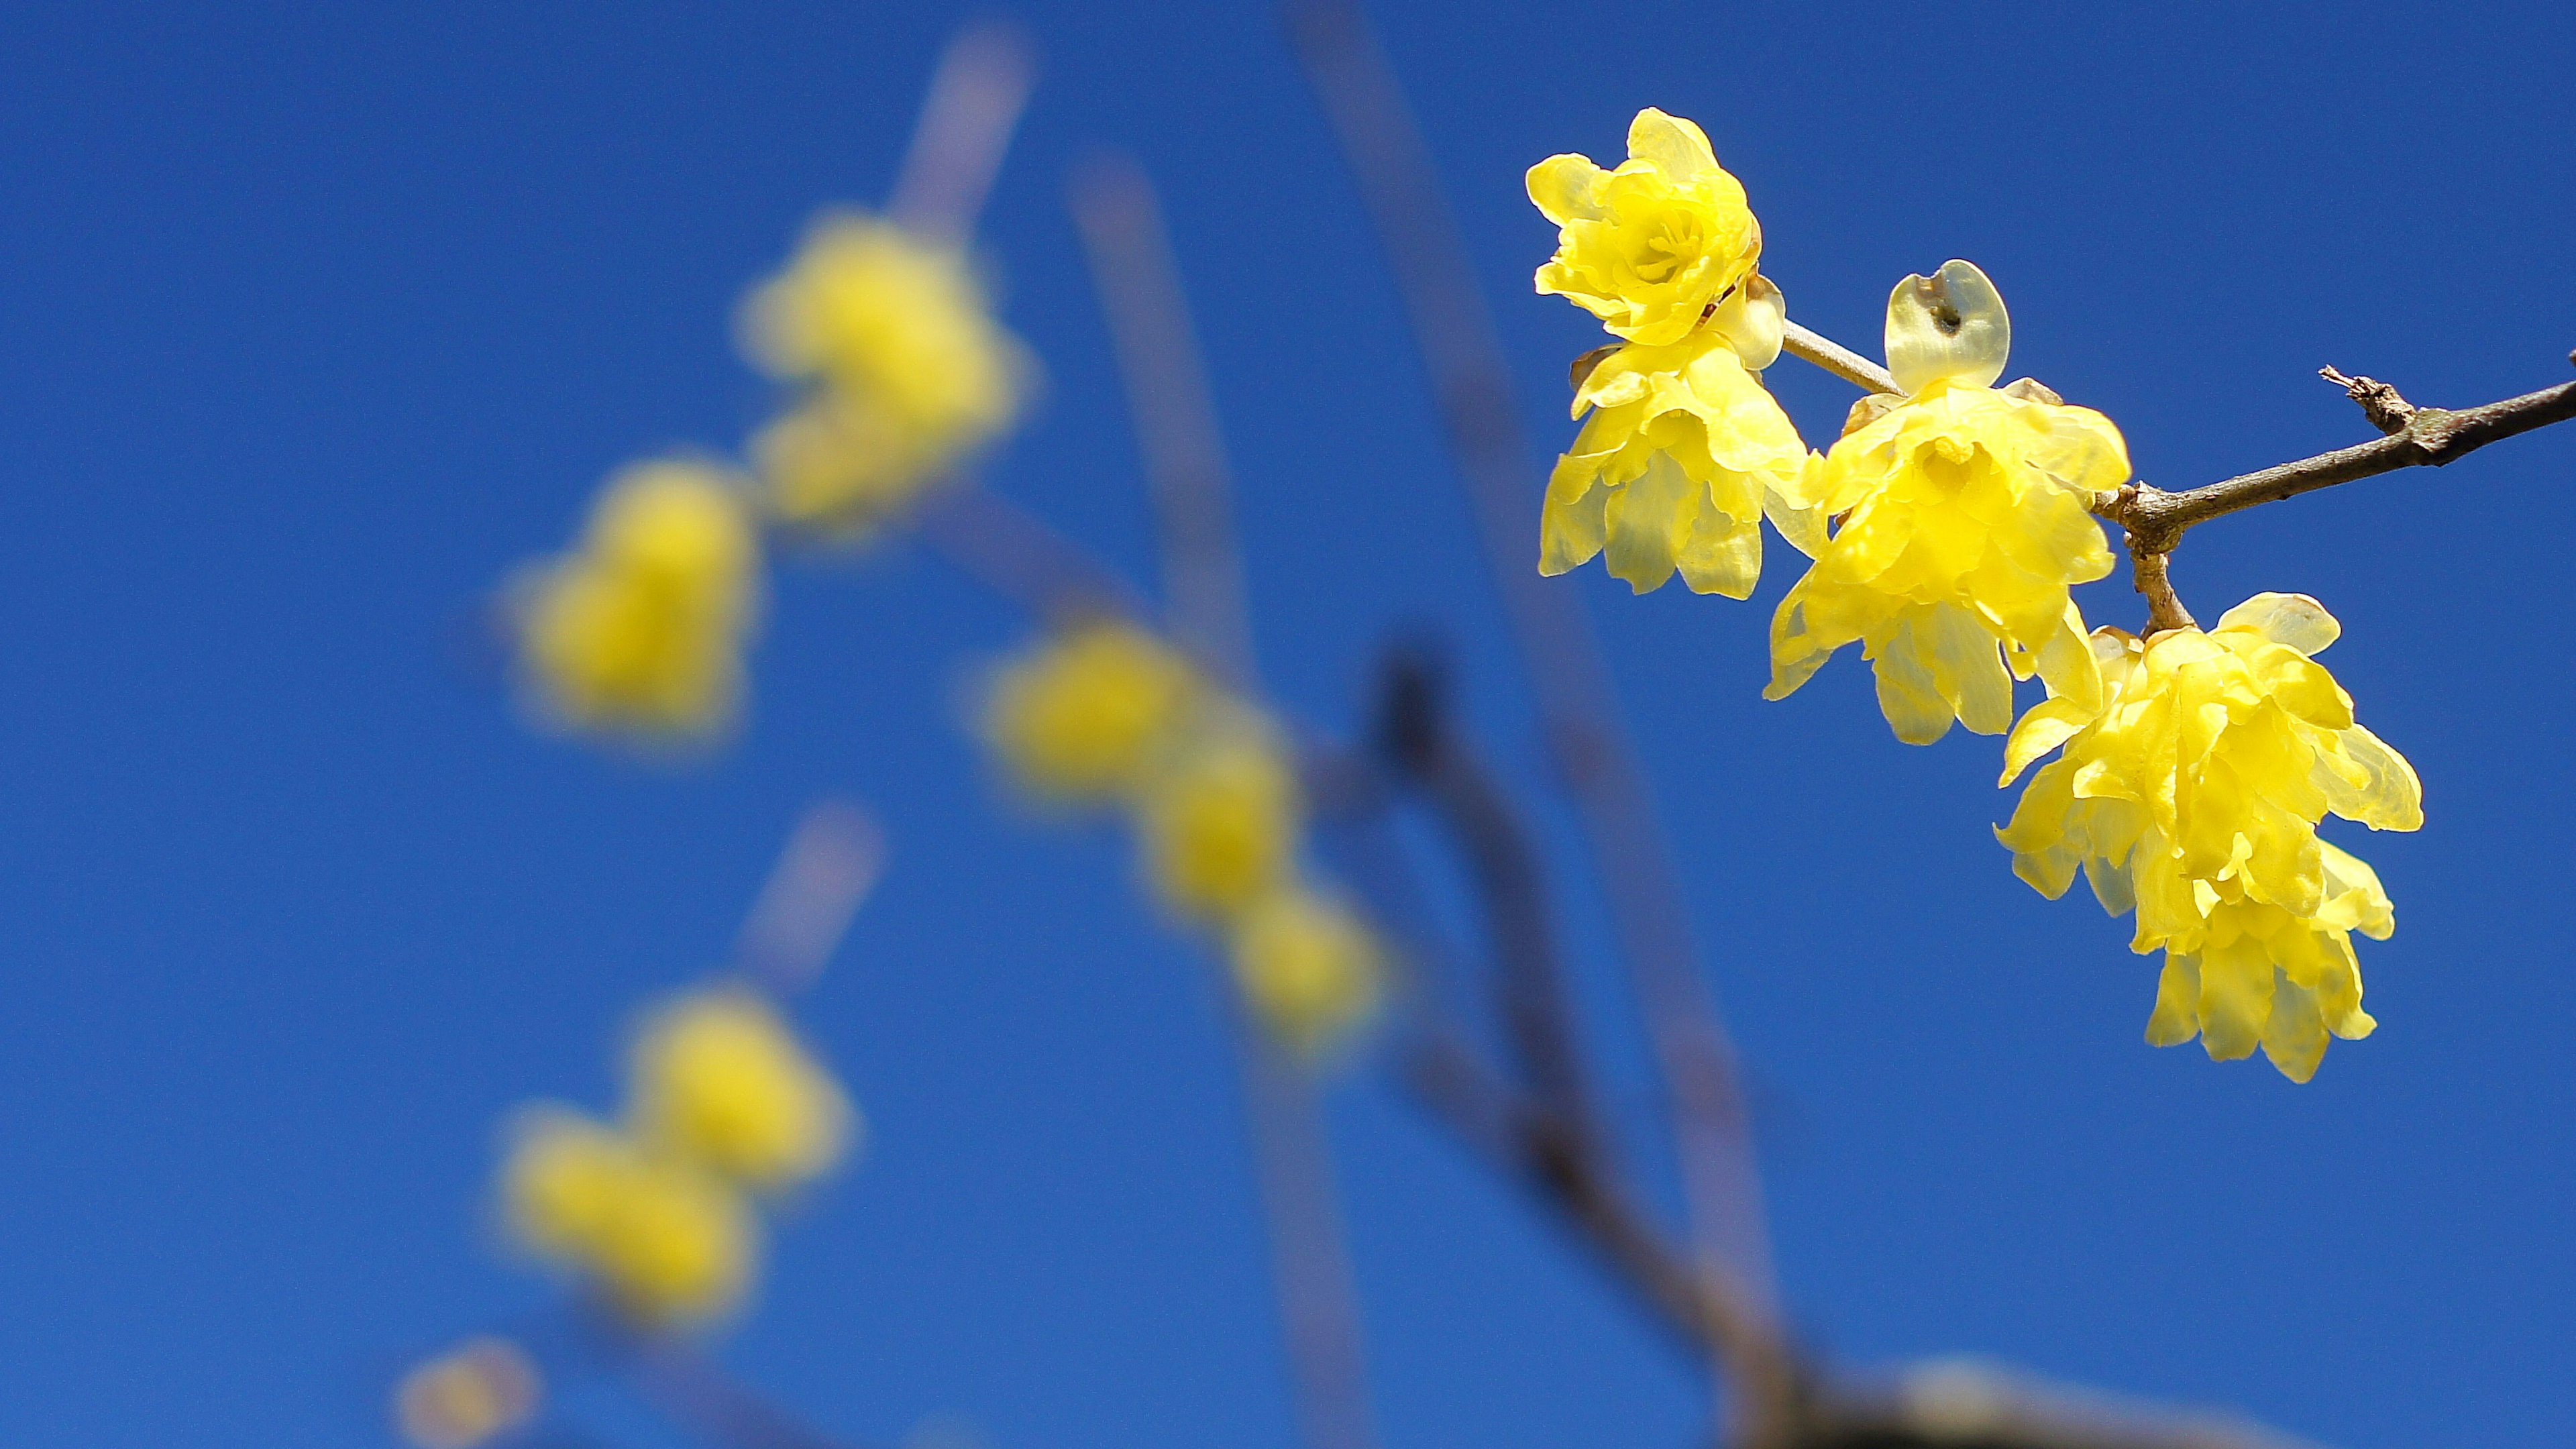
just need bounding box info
[494,984,854,1328]
[1529,109,1815,600]
[501,1110,756,1328]
[1529,109,1763,348]
[1763,262,2129,744]
[517,460,761,740]
[981,622,1381,1055]
[629,989,855,1191]
[1998,594,2421,1080]
[743,213,1024,535]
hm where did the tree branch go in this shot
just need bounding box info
[1782,321,1898,396]
[2096,360,2576,552]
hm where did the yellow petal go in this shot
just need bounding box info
[2145,953,2202,1046]
[2214,591,2340,655]
[1525,153,1604,225]
[1709,273,1786,370]
[1624,107,1719,181]
[1884,260,2010,395]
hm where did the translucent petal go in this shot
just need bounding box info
[2195,938,2274,1062]
[2035,604,2105,714]
[1884,260,2010,395]
[1675,508,1763,599]
[1624,107,1720,182]
[1931,603,2012,736]
[2000,698,2093,786]
[1870,616,1957,745]
[1525,154,1604,225]
[1710,273,1786,370]
[2320,724,2424,831]
[1538,468,1608,576]
[1764,479,1829,559]
[1601,450,1693,593]
[2260,971,2330,1082]
[2215,592,2341,655]
[2145,953,2201,1047]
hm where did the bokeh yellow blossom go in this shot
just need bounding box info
[984,622,1202,802]
[630,989,855,1192]
[394,1338,540,1449]
[517,460,761,740]
[1996,595,2422,1080]
[1230,885,1383,1057]
[1541,327,1818,596]
[500,1110,756,1328]
[1529,109,1764,347]
[742,213,1022,533]
[1139,721,1299,925]
[1766,264,2127,744]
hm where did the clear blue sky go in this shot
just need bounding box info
[1,2,2569,1446]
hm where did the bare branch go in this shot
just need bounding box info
[629,1341,872,1449]
[910,480,1144,622]
[2125,544,2197,636]
[886,22,1034,243]
[1068,155,1258,684]
[2098,362,2576,551]
[735,800,885,997]
[1783,321,1899,396]
[2317,366,2415,434]
[1279,19,1786,1435]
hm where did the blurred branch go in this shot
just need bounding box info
[735,800,885,997]
[1068,154,1258,684]
[1069,154,1383,1449]
[629,1341,873,1449]
[910,480,1144,621]
[888,22,1036,242]
[1280,4,1783,1438]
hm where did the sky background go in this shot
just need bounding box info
[1,2,2571,1446]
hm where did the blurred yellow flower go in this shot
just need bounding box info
[394,1338,540,1449]
[1140,721,1299,925]
[1996,595,2422,1080]
[500,1110,755,1328]
[741,213,1023,533]
[1766,263,2127,744]
[1541,327,1817,597]
[985,623,1202,802]
[1230,885,1383,1057]
[1529,109,1764,347]
[517,460,761,740]
[630,989,855,1191]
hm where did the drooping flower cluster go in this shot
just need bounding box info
[497,985,853,1328]
[1765,262,2128,744]
[1998,596,2419,1079]
[743,213,1026,535]
[1529,109,1817,598]
[514,460,762,741]
[1526,113,2426,1078]
[982,621,1382,1057]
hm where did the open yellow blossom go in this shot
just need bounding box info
[1230,885,1383,1057]
[984,623,1202,802]
[1766,263,2127,743]
[1997,595,2422,1080]
[1139,720,1299,925]
[500,1110,756,1328]
[629,989,855,1192]
[741,213,1023,533]
[1529,109,1764,347]
[518,460,761,739]
[1541,326,1818,597]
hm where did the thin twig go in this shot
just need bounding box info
[2317,366,2415,434]
[735,800,885,997]
[1782,321,1898,396]
[629,1341,872,1449]
[2098,362,2576,551]
[886,22,1036,243]
[1068,154,1258,684]
[910,481,1144,621]
[1281,5,1786,1439]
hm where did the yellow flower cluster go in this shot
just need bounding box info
[1527,109,2430,1077]
[743,213,1025,535]
[982,621,1382,1056]
[496,986,853,1328]
[1998,596,2420,1080]
[515,460,762,741]
[1529,109,1815,600]
[1766,262,2128,744]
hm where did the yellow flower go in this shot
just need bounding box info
[1766,263,2127,743]
[500,1110,756,1328]
[629,989,855,1191]
[1541,327,1818,597]
[1529,109,1764,347]
[517,460,761,739]
[1139,719,1299,925]
[741,213,1022,532]
[1230,885,1383,1057]
[984,623,1202,802]
[1997,594,2422,1080]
